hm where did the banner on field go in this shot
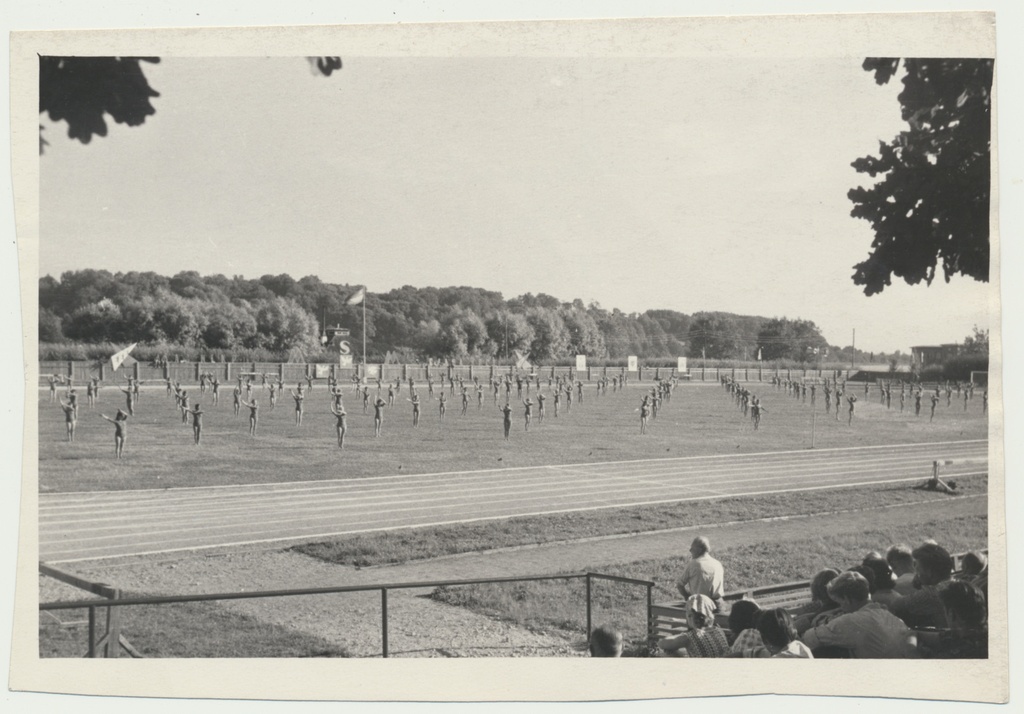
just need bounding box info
[627,355,638,372]
[575,355,587,371]
[677,357,687,372]
[338,355,353,368]
[365,364,379,378]
[514,350,533,371]
[314,364,332,379]
[109,343,137,372]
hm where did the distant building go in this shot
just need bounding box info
[910,344,962,367]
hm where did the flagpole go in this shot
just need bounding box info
[362,288,367,383]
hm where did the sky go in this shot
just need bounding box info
[39,54,993,354]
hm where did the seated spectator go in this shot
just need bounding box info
[862,555,901,609]
[801,571,919,658]
[957,551,988,600]
[917,580,988,659]
[889,543,953,629]
[758,608,813,658]
[675,536,725,612]
[725,599,768,657]
[589,625,623,657]
[959,551,986,578]
[886,544,917,596]
[792,568,841,635]
[658,594,730,658]
[849,564,877,592]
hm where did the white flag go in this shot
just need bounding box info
[347,287,366,305]
[110,343,137,372]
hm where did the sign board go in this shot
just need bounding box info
[326,327,353,358]
[575,355,587,371]
[314,364,332,379]
[677,357,687,372]
[338,355,353,368]
[365,364,379,378]
[627,355,638,372]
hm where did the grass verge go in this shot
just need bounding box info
[294,475,986,567]
[427,513,988,656]
[39,596,350,658]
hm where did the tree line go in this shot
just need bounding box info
[40,269,859,364]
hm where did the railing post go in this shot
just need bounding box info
[585,574,592,640]
[646,584,654,644]
[106,588,122,658]
[381,588,389,658]
[87,605,97,658]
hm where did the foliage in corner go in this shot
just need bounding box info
[39,56,342,152]
[848,58,993,295]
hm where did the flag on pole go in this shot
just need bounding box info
[110,343,137,372]
[347,287,366,305]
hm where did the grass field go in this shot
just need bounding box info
[38,381,989,492]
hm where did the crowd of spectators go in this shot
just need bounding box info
[647,536,988,659]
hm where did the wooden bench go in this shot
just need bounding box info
[652,580,814,640]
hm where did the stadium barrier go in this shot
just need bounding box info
[40,360,883,387]
[39,565,654,658]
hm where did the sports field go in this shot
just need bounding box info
[39,380,988,493]
[38,380,988,562]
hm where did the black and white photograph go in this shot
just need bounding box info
[4,4,1016,710]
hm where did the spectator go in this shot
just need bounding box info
[658,594,730,658]
[918,581,988,659]
[849,564,877,593]
[958,551,988,600]
[801,572,918,658]
[725,600,768,658]
[886,544,917,596]
[758,608,814,658]
[589,626,623,658]
[675,536,725,612]
[889,543,954,629]
[862,555,901,609]
[793,568,841,635]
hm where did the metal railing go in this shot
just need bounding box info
[40,565,654,658]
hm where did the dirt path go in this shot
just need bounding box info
[41,495,984,657]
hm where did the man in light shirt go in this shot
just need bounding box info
[676,536,725,612]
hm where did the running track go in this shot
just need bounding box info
[39,439,988,563]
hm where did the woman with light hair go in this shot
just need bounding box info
[657,594,729,657]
